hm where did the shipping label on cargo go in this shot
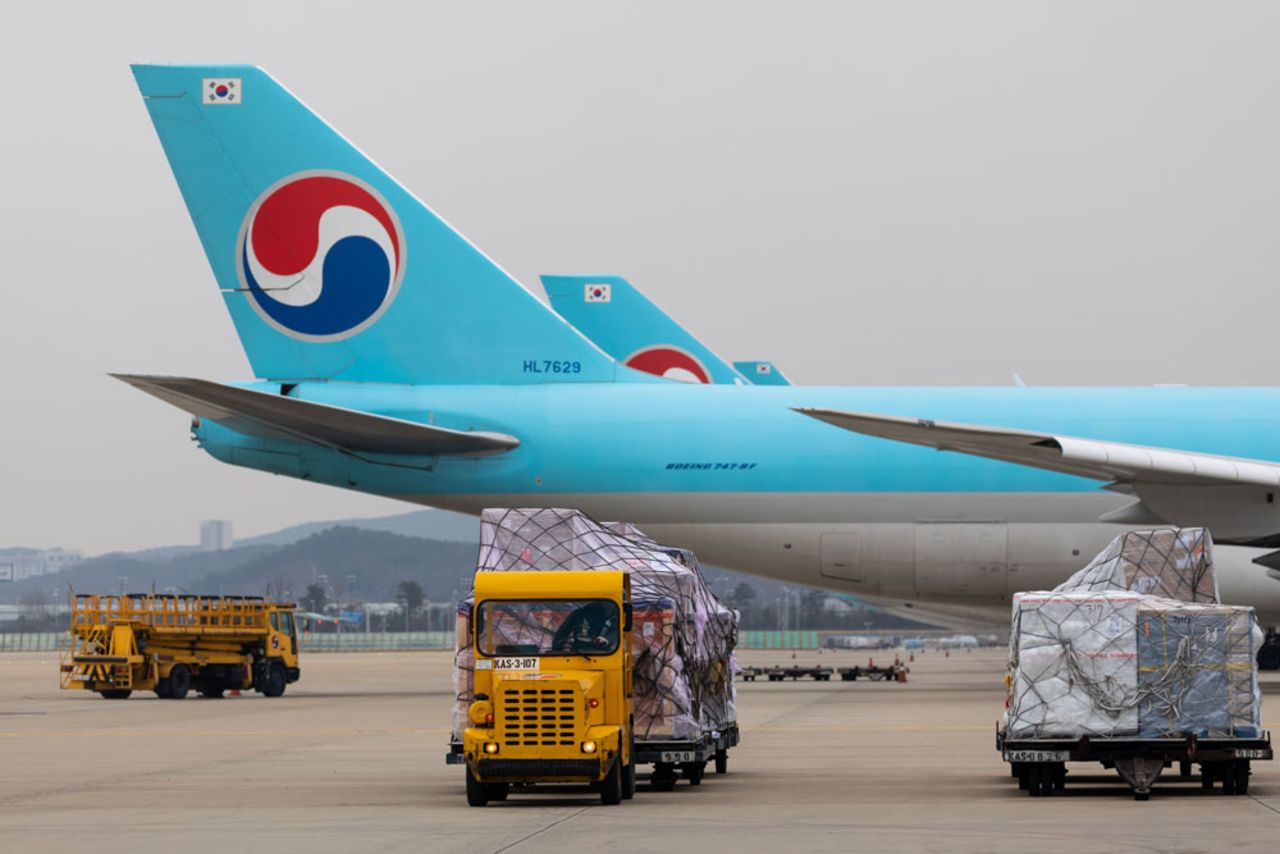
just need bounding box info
[494,657,539,671]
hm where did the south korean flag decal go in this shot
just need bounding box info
[203,78,242,105]
[584,283,611,303]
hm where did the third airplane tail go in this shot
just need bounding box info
[543,275,792,385]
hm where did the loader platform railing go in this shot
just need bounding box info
[69,594,285,633]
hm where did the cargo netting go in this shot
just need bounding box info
[1053,528,1218,603]
[452,508,738,742]
[1004,528,1262,739]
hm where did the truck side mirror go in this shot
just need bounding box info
[623,604,633,633]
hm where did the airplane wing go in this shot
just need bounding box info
[794,407,1280,487]
[114,374,519,457]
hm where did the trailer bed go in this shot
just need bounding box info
[996,727,1272,799]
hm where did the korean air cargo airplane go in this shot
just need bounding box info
[125,65,1280,664]
[542,275,790,386]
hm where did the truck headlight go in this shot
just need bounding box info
[484,742,500,755]
[581,740,597,754]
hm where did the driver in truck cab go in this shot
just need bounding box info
[553,600,619,653]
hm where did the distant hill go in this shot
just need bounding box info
[236,509,478,548]
[3,544,281,600]
[191,527,478,602]
[0,509,937,630]
[1,527,476,605]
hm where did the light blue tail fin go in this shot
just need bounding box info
[132,65,622,384]
[541,275,745,384]
[733,360,792,386]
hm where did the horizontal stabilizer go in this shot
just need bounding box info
[113,374,518,456]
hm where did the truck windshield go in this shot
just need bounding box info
[476,599,620,657]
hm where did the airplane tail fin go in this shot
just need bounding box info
[132,65,620,384]
[541,275,745,384]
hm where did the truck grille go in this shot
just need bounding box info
[500,685,578,747]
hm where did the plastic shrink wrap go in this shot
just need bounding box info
[1005,528,1262,739]
[452,509,738,742]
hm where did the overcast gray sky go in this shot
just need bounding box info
[3,2,1280,554]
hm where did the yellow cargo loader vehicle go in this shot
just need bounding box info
[61,594,300,700]
[456,570,635,806]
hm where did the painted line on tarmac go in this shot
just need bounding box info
[749,723,991,733]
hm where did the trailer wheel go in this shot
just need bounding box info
[600,758,623,805]
[715,749,728,775]
[1222,770,1237,796]
[682,761,705,786]
[651,762,677,791]
[465,766,488,807]
[99,690,131,700]
[1233,762,1250,795]
[167,664,190,700]
[1201,765,1215,790]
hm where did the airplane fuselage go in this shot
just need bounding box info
[194,382,1280,626]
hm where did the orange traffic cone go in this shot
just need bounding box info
[230,689,241,697]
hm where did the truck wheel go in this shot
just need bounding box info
[715,749,728,775]
[465,767,488,807]
[682,761,705,786]
[154,680,172,699]
[600,759,623,805]
[167,664,190,700]
[261,662,287,698]
[99,690,131,700]
[621,732,637,800]
[484,782,509,801]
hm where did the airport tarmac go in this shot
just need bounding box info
[1,648,1278,853]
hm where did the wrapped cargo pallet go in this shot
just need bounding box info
[1005,528,1263,740]
[452,508,738,743]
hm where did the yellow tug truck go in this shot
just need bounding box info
[459,570,635,806]
[61,593,300,700]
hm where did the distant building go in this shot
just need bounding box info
[0,548,85,581]
[199,520,234,552]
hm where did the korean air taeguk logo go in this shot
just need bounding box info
[236,171,406,341]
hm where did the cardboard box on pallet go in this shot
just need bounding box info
[1136,603,1261,738]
